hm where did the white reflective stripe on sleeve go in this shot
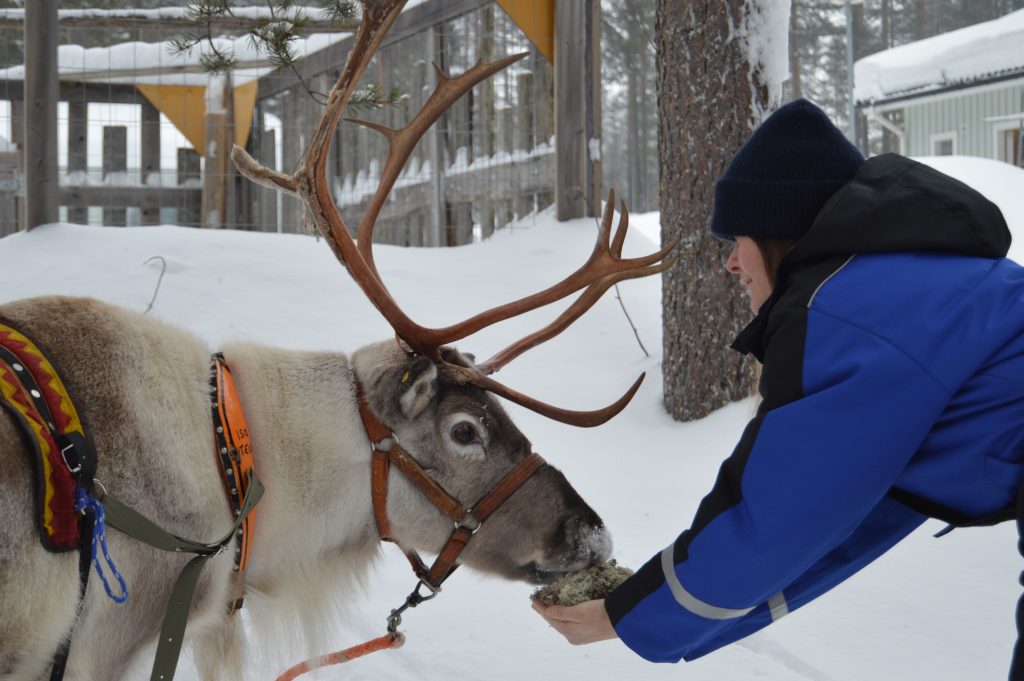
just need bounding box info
[659,544,756,620]
[768,591,789,621]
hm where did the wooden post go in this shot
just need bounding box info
[280,86,304,233]
[202,73,234,228]
[258,123,278,232]
[67,100,88,224]
[24,0,59,230]
[11,99,24,231]
[477,5,496,239]
[140,100,161,225]
[0,152,16,236]
[584,0,602,218]
[177,148,201,227]
[101,126,127,226]
[555,0,601,221]
[515,70,535,221]
[426,25,446,247]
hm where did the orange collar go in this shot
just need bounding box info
[210,353,257,615]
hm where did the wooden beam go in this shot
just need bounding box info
[177,148,201,227]
[426,24,446,248]
[60,185,200,211]
[24,1,59,230]
[67,100,88,224]
[554,0,600,221]
[102,126,128,226]
[202,75,234,228]
[0,80,141,105]
[140,100,161,225]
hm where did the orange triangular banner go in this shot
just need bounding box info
[136,80,258,152]
[496,0,554,63]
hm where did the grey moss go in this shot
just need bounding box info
[530,560,635,606]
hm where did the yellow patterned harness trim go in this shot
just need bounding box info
[0,321,89,551]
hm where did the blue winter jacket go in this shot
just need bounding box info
[604,154,1024,662]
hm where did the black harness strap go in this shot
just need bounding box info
[47,510,93,681]
[100,473,263,681]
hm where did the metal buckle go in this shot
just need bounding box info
[61,443,82,475]
[455,510,481,534]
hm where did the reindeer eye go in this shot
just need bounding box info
[450,422,479,445]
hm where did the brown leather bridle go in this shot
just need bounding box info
[356,383,546,634]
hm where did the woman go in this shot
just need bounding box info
[533,99,1024,676]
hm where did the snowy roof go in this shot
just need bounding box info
[0,5,337,24]
[854,8,1024,104]
[0,33,350,87]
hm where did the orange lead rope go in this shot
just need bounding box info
[274,633,406,681]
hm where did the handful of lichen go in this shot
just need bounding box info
[530,560,634,606]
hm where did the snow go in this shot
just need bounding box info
[854,8,1024,103]
[740,0,792,119]
[0,6,338,23]
[0,33,350,87]
[1,156,1022,680]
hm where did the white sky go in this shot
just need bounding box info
[1,157,1022,681]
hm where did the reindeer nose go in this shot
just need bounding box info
[586,525,613,565]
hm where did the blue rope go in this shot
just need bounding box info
[74,487,128,604]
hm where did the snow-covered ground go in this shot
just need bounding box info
[1,156,1022,681]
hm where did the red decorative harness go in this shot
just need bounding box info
[0,320,94,552]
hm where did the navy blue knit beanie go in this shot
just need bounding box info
[710,99,864,241]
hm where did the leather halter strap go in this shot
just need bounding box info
[210,353,257,615]
[356,382,545,590]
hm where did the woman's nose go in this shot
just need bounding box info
[726,243,740,273]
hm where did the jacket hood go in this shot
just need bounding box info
[732,154,1011,361]
[780,153,1010,284]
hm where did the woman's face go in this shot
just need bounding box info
[726,237,773,313]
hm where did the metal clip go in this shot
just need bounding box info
[386,581,439,635]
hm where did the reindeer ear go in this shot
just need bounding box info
[398,357,438,419]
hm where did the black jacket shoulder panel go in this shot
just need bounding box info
[796,154,1010,264]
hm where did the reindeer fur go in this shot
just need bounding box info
[0,295,610,681]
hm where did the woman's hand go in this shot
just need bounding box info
[531,598,619,645]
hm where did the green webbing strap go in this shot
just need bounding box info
[101,473,264,681]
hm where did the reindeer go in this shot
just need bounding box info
[0,2,674,679]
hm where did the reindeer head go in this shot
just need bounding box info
[232,0,675,586]
[352,341,610,583]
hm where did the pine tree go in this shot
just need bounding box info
[658,0,766,421]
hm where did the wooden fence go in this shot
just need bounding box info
[246,0,557,245]
[0,0,572,243]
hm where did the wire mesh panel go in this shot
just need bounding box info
[0,0,556,243]
[257,3,555,245]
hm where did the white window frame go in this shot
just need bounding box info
[930,131,957,156]
[993,119,1024,164]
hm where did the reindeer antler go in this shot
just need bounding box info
[232,0,677,426]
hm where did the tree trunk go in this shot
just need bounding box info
[627,65,642,212]
[659,0,763,421]
[789,0,801,99]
